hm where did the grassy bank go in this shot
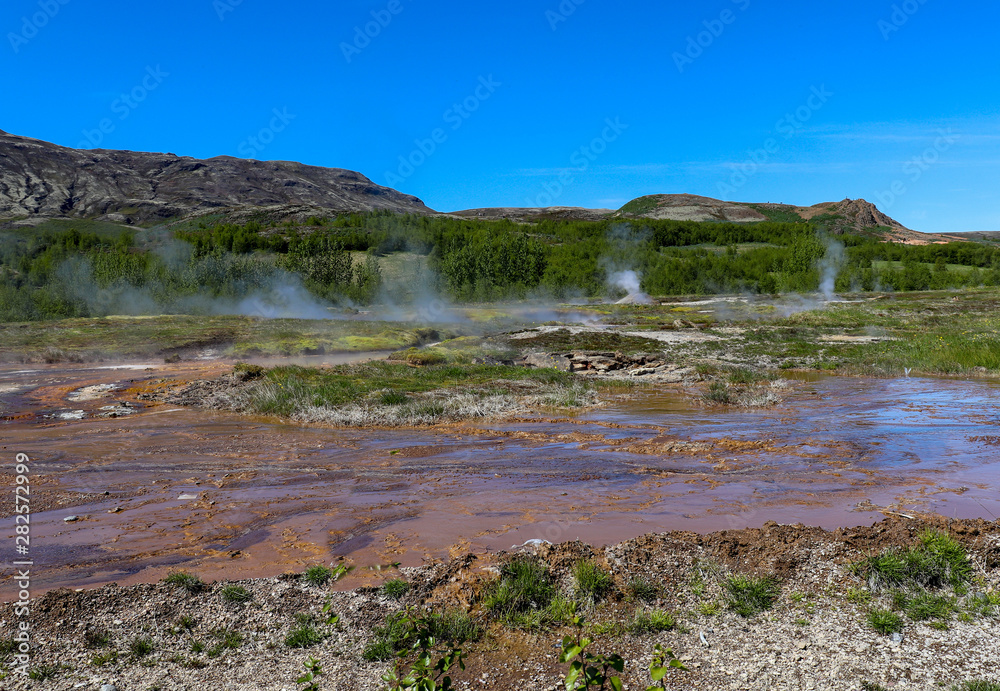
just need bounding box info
[207,358,627,426]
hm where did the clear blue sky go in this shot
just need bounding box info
[2,0,998,231]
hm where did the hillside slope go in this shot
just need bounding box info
[0,130,432,225]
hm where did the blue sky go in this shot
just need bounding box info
[2,0,998,231]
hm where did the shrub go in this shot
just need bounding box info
[724,574,780,618]
[867,609,904,635]
[704,381,733,404]
[163,571,205,594]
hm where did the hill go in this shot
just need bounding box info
[0,129,432,226]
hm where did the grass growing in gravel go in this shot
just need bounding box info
[163,571,206,594]
[626,577,660,602]
[302,565,334,587]
[724,574,781,618]
[207,628,243,657]
[128,636,156,659]
[362,609,482,661]
[484,556,555,627]
[83,627,112,648]
[627,609,677,634]
[952,682,1000,691]
[573,560,614,603]
[284,624,324,649]
[219,584,253,603]
[867,609,904,635]
[382,578,410,600]
[850,530,972,592]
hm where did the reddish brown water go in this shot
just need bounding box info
[2,360,999,599]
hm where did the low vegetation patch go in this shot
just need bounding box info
[724,574,781,618]
[163,571,206,594]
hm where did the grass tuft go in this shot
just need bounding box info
[382,578,410,600]
[163,571,205,594]
[724,574,780,618]
[867,609,904,635]
[627,609,677,634]
[220,584,253,604]
[302,565,333,587]
[573,559,614,603]
[484,555,554,625]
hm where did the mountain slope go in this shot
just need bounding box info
[0,130,432,225]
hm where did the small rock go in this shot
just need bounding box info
[64,515,79,522]
[890,632,904,644]
[101,685,119,691]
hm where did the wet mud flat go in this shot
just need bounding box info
[2,361,1000,600]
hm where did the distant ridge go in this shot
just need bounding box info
[0,130,432,225]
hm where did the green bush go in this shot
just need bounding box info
[850,530,972,592]
[628,609,677,634]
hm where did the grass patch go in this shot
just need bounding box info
[867,609,904,635]
[28,665,63,681]
[724,574,780,618]
[626,576,660,602]
[627,609,677,634]
[84,627,112,648]
[952,682,1000,691]
[207,628,243,657]
[163,571,205,594]
[850,530,972,592]
[302,565,333,587]
[90,650,118,666]
[703,381,733,405]
[696,600,723,616]
[573,559,614,603]
[362,609,482,661]
[219,584,253,603]
[382,578,410,600]
[284,624,324,649]
[129,636,156,659]
[484,555,555,626]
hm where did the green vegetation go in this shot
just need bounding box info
[219,584,253,604]
[363,609,481,662]
[284,624,325,649]
[724,574,781,618]
[484,555,556,628]
[83,627,112,648]
[207,628,243,657]
[8,209,1000,323]
[558,613,625,691]
[302,565,334,587]
[627,609,677,634]
[850,530,972,592]
[573,560,614,603]
[866,608,904,635]
[618,196,661,216]
[163,571,206,594]
[128,636,156,659]
[626,577,660,602]
[236,359,596,425]
[382,578,410,600]
[952,682,1000,691]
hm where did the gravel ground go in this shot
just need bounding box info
[2,517,999,690]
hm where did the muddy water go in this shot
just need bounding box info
[2,361,999,599]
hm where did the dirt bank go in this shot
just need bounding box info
[3,517,999,690]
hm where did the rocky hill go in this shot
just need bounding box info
[0,130,432,225]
